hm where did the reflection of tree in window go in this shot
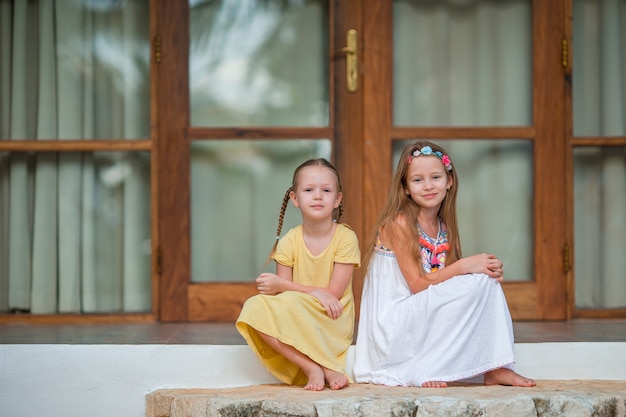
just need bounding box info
[189,0,329,127]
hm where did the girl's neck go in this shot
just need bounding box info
[417,212,439,239]
[417,212,439,230]
[301,219,337,256]
[301,218,337,237]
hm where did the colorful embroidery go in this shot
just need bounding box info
[373,221,449,271]
[419,220,448,273]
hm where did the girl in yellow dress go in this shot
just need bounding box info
[237,158,361,391]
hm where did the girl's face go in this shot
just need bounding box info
[404,155,453,211]
[290,166,342,222]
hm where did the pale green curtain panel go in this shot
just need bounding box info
[573,0,626,309]
[0,0,151,314]
[393,0,532,127]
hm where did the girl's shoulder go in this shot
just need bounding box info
[336,222,353,232]
[335,222,358,238]
[378,213,416,247]
[281,224,302,238]
[333,224,360,251]
[385,212,409,229]
[276,225,302,249]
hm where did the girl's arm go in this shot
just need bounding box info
[256,263,354,298]
[383,215,503,294]
[256,262,353,298]
[255,263,292,294]
[304,262,354,319]
[310,262,354,298]
[256,262,354,320]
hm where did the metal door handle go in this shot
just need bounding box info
[343,29,358,92]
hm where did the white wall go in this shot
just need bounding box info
[1,343,625,417]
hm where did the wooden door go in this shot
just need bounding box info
[154,0,363,322]
[361,0,568,320]
[156,0,569,322]
[566,0,626,319]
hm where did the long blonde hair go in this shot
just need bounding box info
[265,158,343,265]
[364,141,461,272]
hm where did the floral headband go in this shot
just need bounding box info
[407,146,452,171]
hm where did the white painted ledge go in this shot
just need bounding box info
[0,342,625,417]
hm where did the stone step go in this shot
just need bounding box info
[147,381,626,417]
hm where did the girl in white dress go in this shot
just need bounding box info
[353,141,536,388]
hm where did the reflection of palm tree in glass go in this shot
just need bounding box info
[189,0,328,127]
[56,0,327,130]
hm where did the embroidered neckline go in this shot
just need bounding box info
[418,219,449,272]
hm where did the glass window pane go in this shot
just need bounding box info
[0,0,150,140]
[573,0,626,137]
[393,0,532,126]
[0,151,152,314]
[393,139,533,281]
[191,139,331,282]
[189,0,329,127]
[574,147,626,309]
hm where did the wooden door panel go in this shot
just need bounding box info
[154,0,190,322]
[188,284,257,322]
[332,0,364,317]
[533,0,568,319]
[503,283,539,320]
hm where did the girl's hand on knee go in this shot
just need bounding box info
[461,254,504,281]
[486,254,504,281]
[308,289,343,319]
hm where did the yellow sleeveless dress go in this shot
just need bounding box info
[236,224,360,385]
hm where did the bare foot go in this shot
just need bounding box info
[303,365,325,391]
[422,381,448,388]
[323,368,349,390]
[484,368,536,387]
[254,330,327,391]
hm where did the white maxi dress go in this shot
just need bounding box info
[353,230,516,387]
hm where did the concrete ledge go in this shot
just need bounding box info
[1,343,625,417]
[147,381,626,417]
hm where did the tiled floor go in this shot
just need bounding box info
[1,319,626,344]
[512,319,626,342]
[0,322,245,345]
